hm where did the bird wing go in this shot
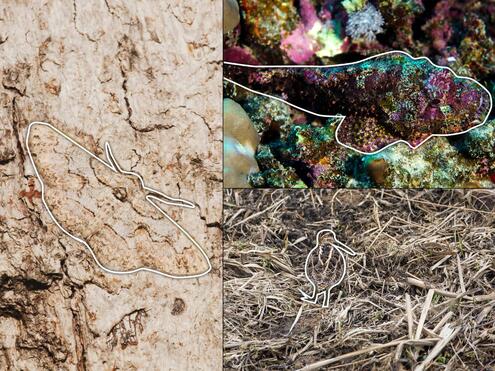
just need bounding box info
[306,243,345,290]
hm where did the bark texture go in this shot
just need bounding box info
[0,1,222,370]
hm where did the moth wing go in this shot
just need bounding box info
[27,122,211,278]
[27,122,108,239]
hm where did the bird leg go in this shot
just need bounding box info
[299,287,317,304]
[323,289,332,308]
[320,290,329,308]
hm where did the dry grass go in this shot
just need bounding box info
[223,190,495,370]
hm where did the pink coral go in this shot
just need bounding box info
[281,25,318,64]
[280,0,320,64]
[299,0,319,28]
[224,47,259,65]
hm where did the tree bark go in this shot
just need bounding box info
[0,1,222,370]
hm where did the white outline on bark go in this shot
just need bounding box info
[26,121,212,279]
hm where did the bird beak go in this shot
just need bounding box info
[332,239,356,256]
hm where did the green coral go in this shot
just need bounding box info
[253,144,306,188]
[342,0,367,13]
[242,94,293,136]
[314,21,346,59]
[363,133,493,188]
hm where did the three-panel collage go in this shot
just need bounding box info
[0,0,494,370]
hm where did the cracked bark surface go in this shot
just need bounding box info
[0,1,221,370]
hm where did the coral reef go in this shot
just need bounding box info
[346,4,384,41]
[225,0,495,188]
[280,0,349,63]
[238,0,299,61]
[225,81,495,188]
[225,52,492,153]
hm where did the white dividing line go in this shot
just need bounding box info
[26,121,212,279]
[224,50,493,155]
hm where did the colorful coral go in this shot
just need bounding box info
[345,4,384,41]
[225,52,492,153]
[239,0,299,49]
[224,0,495,188]
[280,0,348,63]
[280,0,346,64]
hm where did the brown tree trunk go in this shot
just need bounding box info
[0,1,222,369]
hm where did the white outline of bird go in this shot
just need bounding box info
[299,229,356,308]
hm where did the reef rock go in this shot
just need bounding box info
[223,0,240,33]
[225,51,492,154]
[224,98,260,187]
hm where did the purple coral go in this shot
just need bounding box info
[280,0,320,64]
[224,46,259,65]
[346,4,385,41]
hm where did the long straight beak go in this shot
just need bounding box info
[332,240,356,256]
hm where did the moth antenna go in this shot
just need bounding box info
[105,142,122,173]
[146,191,195,209]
